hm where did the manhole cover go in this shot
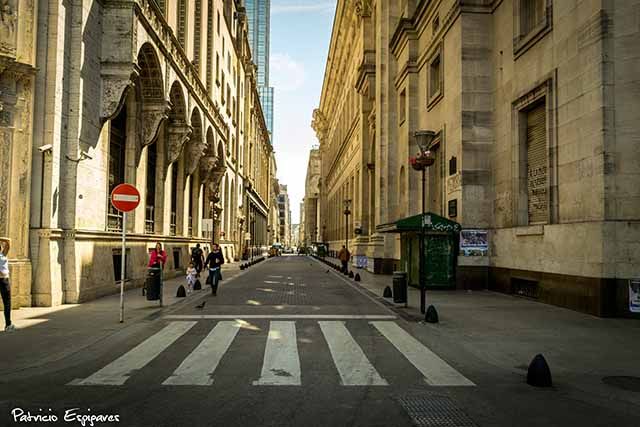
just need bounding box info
[602,376,640,392]
[398,394,477,427]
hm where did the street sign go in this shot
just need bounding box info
[109,184,140,323]
[111,184,141,212]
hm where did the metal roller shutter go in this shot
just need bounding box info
[526,103,548,224]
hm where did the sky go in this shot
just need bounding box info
[269,0,336,224]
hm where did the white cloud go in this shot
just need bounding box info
[272,1,336,15]
[270,53,306,92]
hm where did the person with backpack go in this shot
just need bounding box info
[204,243,225,296]
[191,243,204,275]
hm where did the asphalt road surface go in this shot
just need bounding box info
[1,256,637,427]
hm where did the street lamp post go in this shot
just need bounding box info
[411,130,436,314]
[209,201,216,248]
[343,199,352,261]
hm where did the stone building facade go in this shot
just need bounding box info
[313,0,640,317]
[0,0,37,308]
[277,183,291,246]
[0,0,275,309]
[302,148,321,246]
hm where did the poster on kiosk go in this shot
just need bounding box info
[629,279,640,313]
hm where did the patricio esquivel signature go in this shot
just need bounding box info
[11,408,121,426]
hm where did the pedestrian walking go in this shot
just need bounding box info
[191,243,204,276]
[0,237,15,332]
[186,262,197,294]
[205,243,225,296]
[338,245,351,273]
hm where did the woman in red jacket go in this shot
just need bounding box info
[148,242,167,268]
[144,242,167,297]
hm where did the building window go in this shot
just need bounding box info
[145,143,157,234]
[217,11,220,34]
[399,89,406,124]
[428,47,443,106]
[520,0,546,36]
[449,156,457,175]
[173,249,181,270]
[221,73,226,104]
[525,102,548,224]
[514,0,552,57]
[216,54,220,85]
[108,106,126,232]
[112,248,130,282]
[177,0,187,48]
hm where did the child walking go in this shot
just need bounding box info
[186,262,197,294]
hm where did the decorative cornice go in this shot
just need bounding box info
[311,108,328,143]
[390,18,416,56]
[100,62,139,122]
[165,122,192,166]
[354,0,372,18]
[141,100,169,146]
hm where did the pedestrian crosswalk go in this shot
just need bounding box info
[71,320,474,388]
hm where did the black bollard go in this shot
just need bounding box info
[425,305,439,323]
[176,285,186,298]
[348,271,354,278]
[240,264,245,270]
[383,286,392,298]
[193,280,202,291]
[354,273,361,282]
[527,354,552,387]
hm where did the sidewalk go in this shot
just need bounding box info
[0,262,242,375]
[317,255,640,407]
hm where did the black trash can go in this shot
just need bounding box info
[392,271,408,304]
[146,266,162,301]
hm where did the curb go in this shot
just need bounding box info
[309,256,424,323]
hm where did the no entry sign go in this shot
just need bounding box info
[111,184,140,212]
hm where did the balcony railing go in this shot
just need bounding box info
[145,205,155,234]
[107,212,123,232]
[170,212,177,236]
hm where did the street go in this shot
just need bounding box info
[1,256,639,427]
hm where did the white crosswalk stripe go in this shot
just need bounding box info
[253,321,301,386]
[319,321,387,386]
[74,321,196,386]
[73,320,473,387]
[163,321,240,386]
[370,321,475,386]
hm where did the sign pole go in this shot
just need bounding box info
[119,211,126,323]
[111,183,140,323]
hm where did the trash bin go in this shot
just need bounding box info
[146,266,162,301]
[392,271,408,304]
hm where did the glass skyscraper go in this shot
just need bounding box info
[245,0,274,143]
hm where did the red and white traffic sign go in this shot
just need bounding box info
[111,184,140,212]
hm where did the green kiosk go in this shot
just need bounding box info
[377,212,461,289]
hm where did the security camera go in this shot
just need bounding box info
[38,144,53,153]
